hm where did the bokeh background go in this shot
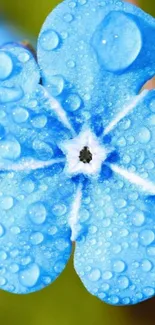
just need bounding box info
[0,0,155,324]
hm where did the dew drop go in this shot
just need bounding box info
[0,86,23,104]
[67,60,76,68]
[12,107,29,123]
[140,230,155,246]
[141,259,152,272]
[0,196,13,210]
[65,94,82,111]
[11,226,21,235]
[93,11,142,72]
[113,260,125,273]
[21,179,35,194]
[18,51,30,63]
[143,287,154,297]
[78,0,87,4]
[88,268,101,282]
[52,204,67,216]
[102,271,113,280]
[0,276,6,286]
[19,263,40,288]
[48,75,65,97]
[0,137,21,160]
[118,275,129,289]
[10,263,19,273]
[30,232,44,245]
[54,260,66,273]
[64,13,74,23]
[132,210,145,227]
[137,127,151,144]
[40,29,60,51]
[0,52,13,80]
[28,203,47,224]
[31,114,47,128]
[109,296,119,305]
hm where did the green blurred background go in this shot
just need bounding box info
[0,1,155,325]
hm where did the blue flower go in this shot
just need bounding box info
[0,0,155,306]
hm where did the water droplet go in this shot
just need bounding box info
[140,230,155,246]
[122,297,130,305]
[69,1,76,8]
[93,11,142,72]
[0,196,13,210]
[0,224,4,237]
[113,244,122,254]
[102,283,110,292]
[109,295,119,305]
[64,13,74,23]
[113,260,125,273]
[89,225,98,234]
[0,276,6,286]
[0,52,13,80]
[102,218,111,227]
[31,114,47,128]
[143,287,154,297]
[28,203,47,224]
[65,94,82,111]
[78,0,87,4]
[102,271,113,280]
[88,268,101,282]
[12,107,29,123]
[18,51,30,63]
[52,204,67,217]
[19,263,40,288]
[137,127,151,144]
[147,246,155,256]
[48,226,58,235]
[47,75,64,96]
[0,251,7,260]
[141,259,152,272]
[0,137,21,160]
[132,210,145,227]
[40,29,60,51]
[67,60,76,68]
[54,260,66,273]
[118,276,129,289]
[0,86,23,104]
[21,179,35,194]
[11,226,21,234]
[30,232,44,245]
[9,263,19,273]
[120,229,129,237]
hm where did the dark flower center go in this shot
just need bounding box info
[79,146,92,164]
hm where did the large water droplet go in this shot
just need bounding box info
[143,287,154,297]
[28,203,47,224]
[140,230,155,246]
[19,263,40,288]
[65,94,82,111]
[30,232,44,245]
[47,75,65,97]
[52,204,67,216]
[88,268,101,282]
[0,52,13,80]
[132,210,145,227]
[137,127,151,144]
[0,276,6,286]
[0,86,23,104]
[113,260,125,273]
[0,196,13,210]
[0,137,21,160]
[118,275,129,289]
[141,259,152,272]
[12,107,29,123]
[31,114,47,128]
[102,271,113,280]
[93,11,142,72]
[40,29,60,51]
[64,13,74,23]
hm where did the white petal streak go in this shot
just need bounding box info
[0,158,65,171]
[110,163,155,194]
[45,90,76,135]
[69,183,83,241]
[104,90,148,136]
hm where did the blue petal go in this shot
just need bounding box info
[74,175,155,305]
[0,45,76,293]
[38,0,155,131]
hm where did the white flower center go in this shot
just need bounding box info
[60,129,107,176]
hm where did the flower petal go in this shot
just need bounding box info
[38,0,155,131]
[74,175,155,305]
